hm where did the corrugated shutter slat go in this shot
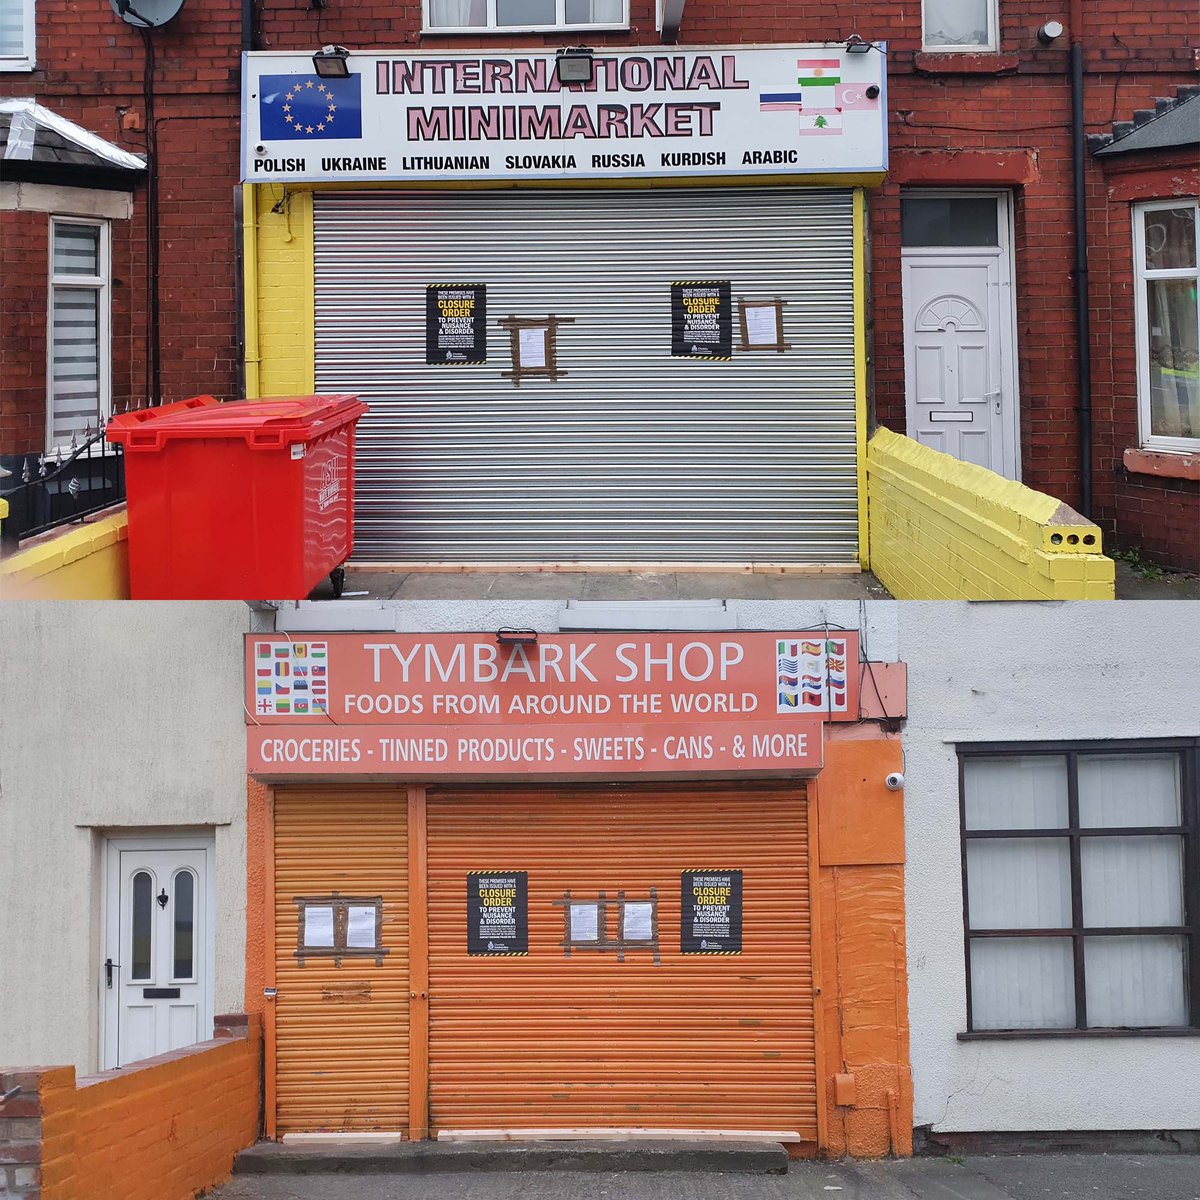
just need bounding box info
[314,188,857,563]
[425,783,816,1136]
[274,789,410,1133]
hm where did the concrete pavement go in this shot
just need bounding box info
[308,562,1200,602]
[210,1154,1200,1200]
[308,568,892,601]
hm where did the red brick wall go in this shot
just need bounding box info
[3,1,1196,561]
[0,211,48,458]
[0,1014,261,1200]
[1089,153,1200,572]
[0,0,243,422]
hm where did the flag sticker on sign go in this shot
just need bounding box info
[758,55,871,134]
[777,637,849,713]
[259,74,363,142]
[253,642,330,716]
[796,57,841,86]
[798,112,843,135]
[835,82,881,111]
[758,91,805,111]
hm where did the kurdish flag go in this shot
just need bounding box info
[797,57,841,86]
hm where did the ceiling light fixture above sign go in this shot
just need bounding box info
[496,628,540,646]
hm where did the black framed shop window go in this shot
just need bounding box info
[957,739,1199,1038]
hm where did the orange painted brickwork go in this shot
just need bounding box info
[814,732,913,1158]
[0,1015,261,1200]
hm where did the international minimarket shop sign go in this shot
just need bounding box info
[242,44,887,185]
[244,632,859,777]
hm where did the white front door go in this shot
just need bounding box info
[901,192,1020,479]
[103,840,213,1069]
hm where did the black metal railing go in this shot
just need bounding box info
[0,425,126,558]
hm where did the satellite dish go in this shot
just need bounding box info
[109,0,185,29]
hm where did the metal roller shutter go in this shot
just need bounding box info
[313,188,857,564]
[425,782,816,1138]
[274,788,410,1133]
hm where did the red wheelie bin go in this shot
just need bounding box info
[107,394,368,599]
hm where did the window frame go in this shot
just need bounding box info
[1132,200,1200,453]
[921,0,998,53]
[0,0,35,71]
[422,0,628,35]
[957,738,1200,1039]
[45,215,111,453]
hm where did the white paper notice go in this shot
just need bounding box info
[346,905,377,949]
[744,304,778,346]
[623,902,653,942]
[518,327,547,368]
[570,902,599,942]
[304,906,334,948]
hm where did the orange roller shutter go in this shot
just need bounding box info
[425,782,816,1139]
[273,787,409,1134]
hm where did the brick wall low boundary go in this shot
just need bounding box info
[866,428,1116,601]
[0,1013,262,1200]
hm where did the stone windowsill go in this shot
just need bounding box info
[913,51,1020,75]
[1123,447,1200,482]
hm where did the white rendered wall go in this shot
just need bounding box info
[0,602,251,1075]
[900,601,1200,1132]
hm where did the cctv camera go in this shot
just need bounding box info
[885,771,905,791]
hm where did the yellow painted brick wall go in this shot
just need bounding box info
[0,508,130,599]
[866,428,1115,600]
[250,184,315,398]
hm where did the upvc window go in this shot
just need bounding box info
[47,217,111,451]
[922,0,997,51]
[424,0,626,33]
[959,743,1199,1036]
[1133,202,1200,451]
[0,0,34,70]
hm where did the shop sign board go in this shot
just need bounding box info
[244,632,858,778]
[242,44,887,185]
[681,869,742,954]
[467,871,528,955]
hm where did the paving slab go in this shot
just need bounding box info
[581,572,691,601]
[307,570,888,602]
[1113,560,1200,600]
[211,1153,1200,1200]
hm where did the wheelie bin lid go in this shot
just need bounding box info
[106,394,368,451]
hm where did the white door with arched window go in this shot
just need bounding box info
[901,191,1020,480]
[102,837,214,1070]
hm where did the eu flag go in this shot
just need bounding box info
[260,73,362,141]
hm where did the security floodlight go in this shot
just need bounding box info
[312,45,351,79]
[556,47,595,84]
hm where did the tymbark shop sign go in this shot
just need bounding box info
[244,632,860,777]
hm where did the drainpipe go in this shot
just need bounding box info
[237,0,255,397]
[140,28,160,406]
[1070,0,1093,516]
[241,185,261,399]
